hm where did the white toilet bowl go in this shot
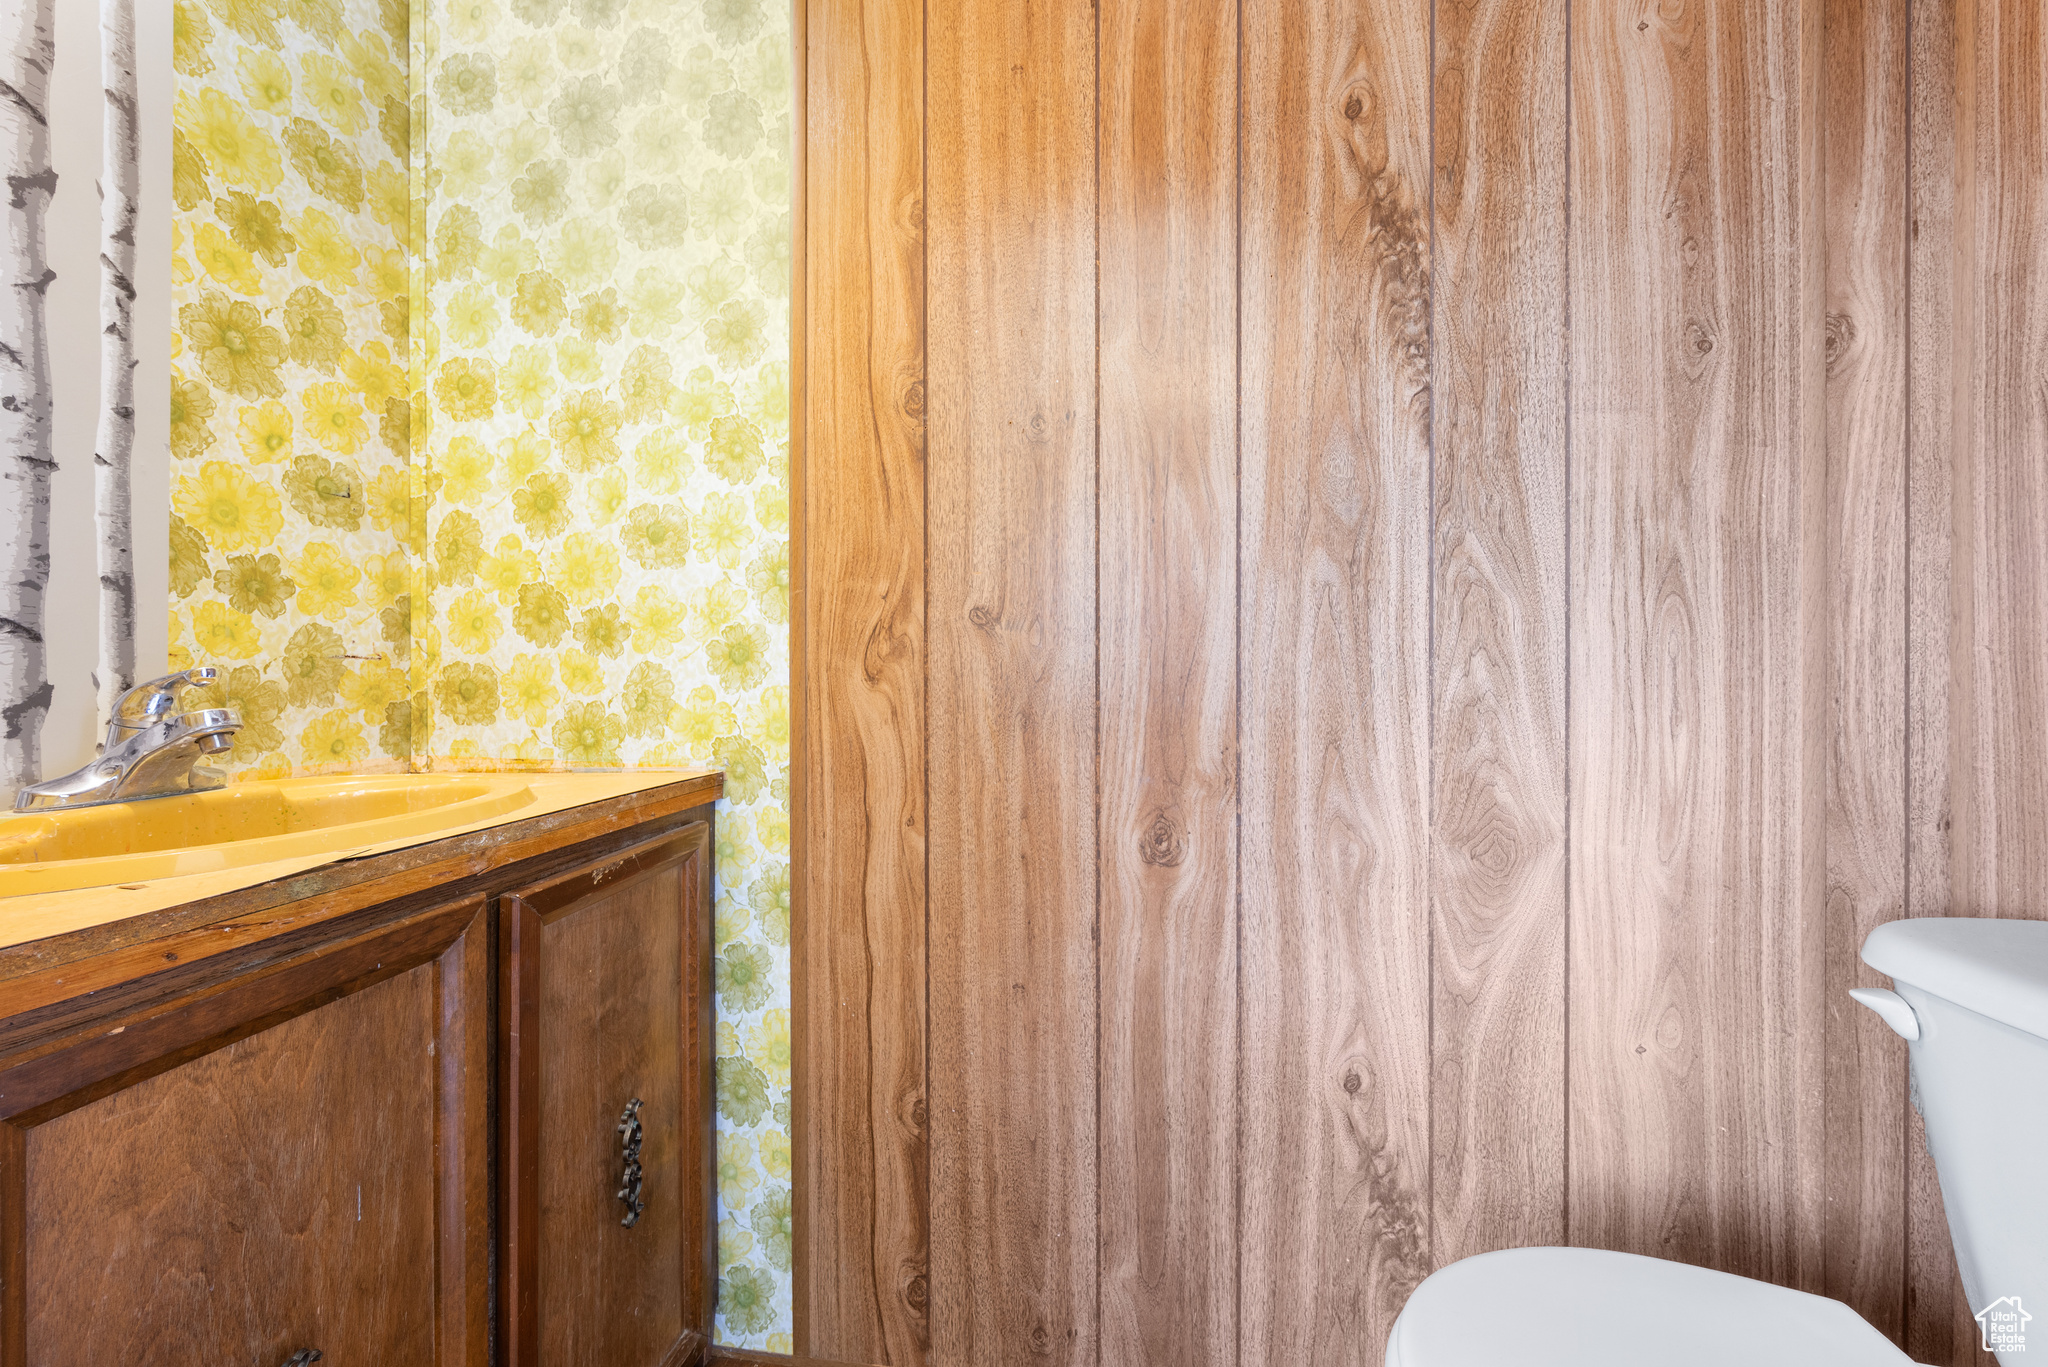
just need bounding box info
[1385,1246,1912,1367]
[1387,917,2048,1366]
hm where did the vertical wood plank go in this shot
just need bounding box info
[1949,0,2048,926]
[1427,0,1569,1269]
[1906,0,2048,1358]
[794,0,931,1355]
[1095,0,1239,1360]
[1238,0,1434,1358]
[1903,0,1984,1358]
[1902,7,1971,1359]
[1567,0,1829,1291]
[925,0,1097,1358]
[1822,0,1911,1343]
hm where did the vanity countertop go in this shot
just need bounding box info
[0,769,721,959]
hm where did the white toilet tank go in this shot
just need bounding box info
[1862,918,2048,1365]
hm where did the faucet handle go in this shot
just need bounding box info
[111,667,222,733]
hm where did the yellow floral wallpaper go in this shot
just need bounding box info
[171,0,793,1344]
[416,0,792,1344]
[168,0,415,775]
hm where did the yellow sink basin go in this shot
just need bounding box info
[0,774,536,897]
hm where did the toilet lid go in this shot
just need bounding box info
[1386,1248,1917,1367]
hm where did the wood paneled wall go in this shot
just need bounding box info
[792,0,2048,1363]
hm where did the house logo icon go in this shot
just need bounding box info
[1976,1296,2031,1354]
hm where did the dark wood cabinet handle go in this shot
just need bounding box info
[616,1098,645,1227]
[280,1352,322,1367]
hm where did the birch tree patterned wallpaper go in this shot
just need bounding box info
[161,0,794,1343]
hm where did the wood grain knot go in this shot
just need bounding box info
[903,379,926,418]
[967,605,995,629]
[1343,92,1365,120]
[1029,1321,1052,1356]
[904,1271,928,1312]
[1686,321,1715,355]
[1138,811,1186,867]
[1027,411,1049,440]
[1824,311,1856,375]
[910,1097,928,1130]
[1343,1070,1363,1096]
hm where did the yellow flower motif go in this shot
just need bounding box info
[446,589,504,655]
[744,686,791,752]
[294,207,361,288]
[698,490,756,569]
[499,35,552,106]
[625,265,683,338]
[556,335,602,384]
[547,217,618,291]
[301,709,370,768]
[439,130,495,200]
[555,25,602,69]
[446,0,502,43]
[766,1334,794,1357]
[585,467,628,525]
[302,381,367,454]
[291,541,361,620]
[672,686,736,753]
[746,362,791,429]
[626,585,687,655]
[498,432,550,485]
[706,621,772,691]
[192,222,262,294]
[173,0,215,77]
[630,108,688,175]
[439,435,495,505]
[175,461,283,553]
[344,342,404,409]
[478,226,539,293]
[340,31,404,106]
[583,148,630,209]
[688,579,749,640]
[480,535,541,603]
[499,117,552,178]
[548,532,620,606]
[754,485,788,535]
[714,1132,760,1212]
[499,344,555,418]
[445,283,500,350]
[674,365,734,439]
[341,661,407,723]
[189,599,263,660]
[632,429,690,494]
[366,465,410,533]
[175,87,282,190]
[352,246,404,308]
[235,401,293,464]
[551,389,621,470]
[757,807,791,854]
[361,553,408,610]
[365,163,409,233]
[435,357,497,421]
[501,654,559,727]
[298,53,366,134]
[558,649,606,696]
[746,1010,791,1089]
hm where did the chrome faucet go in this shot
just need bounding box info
[13,668,242,812]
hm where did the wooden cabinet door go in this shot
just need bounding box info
[0,895,490,1367]
[500,822,714,1367]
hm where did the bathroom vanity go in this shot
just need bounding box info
[0,771,720,1366]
